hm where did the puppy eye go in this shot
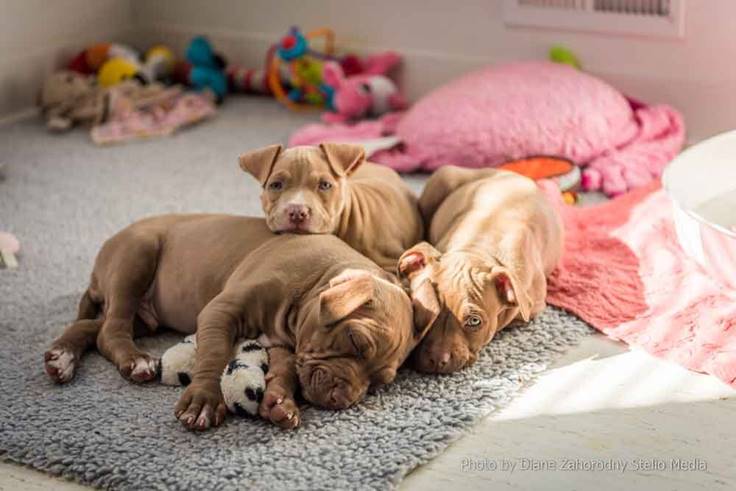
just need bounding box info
[318,180,333,192]
[268,180,283,191]
[348,330,365,358]
[464,314,483,331]
[360,83,371,93]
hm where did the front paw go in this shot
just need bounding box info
[259,383,300,430]
[175,381,227,431]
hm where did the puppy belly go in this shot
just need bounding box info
[148,284,199,334]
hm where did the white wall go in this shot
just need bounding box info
[0,0,135,121]
[131,0,736,142]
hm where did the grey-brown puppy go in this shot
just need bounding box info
[399,166,563,374]
[44,216,439,430]
[239,143,423,272]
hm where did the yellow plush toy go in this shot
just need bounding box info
[98,57,141,87]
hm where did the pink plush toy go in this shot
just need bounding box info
[321,52,406,123]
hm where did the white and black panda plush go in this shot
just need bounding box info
[159,334,197,386]
[158,336,269,418]
[220,339,270,417]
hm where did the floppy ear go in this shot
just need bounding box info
[319,142,366,177]
[491,267,533,322]
[397,242,441,281]
[319,272,375,325]
[409,278,441,339]
[322,62,345,88]
[239,144,283,185]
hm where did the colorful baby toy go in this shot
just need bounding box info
[267,26,338,110]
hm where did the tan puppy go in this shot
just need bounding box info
[44,216,438,430]
[239,143,423,272]
[399,166,563,374]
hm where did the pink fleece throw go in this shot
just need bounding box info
[544,181,736,386]
[290,61,685,196]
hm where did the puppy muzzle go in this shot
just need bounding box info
[298,365,365,410]
[412,343,476,374]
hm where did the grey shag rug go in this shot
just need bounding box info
[0,98,592,490]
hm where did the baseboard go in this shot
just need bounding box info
[0,107,37,127]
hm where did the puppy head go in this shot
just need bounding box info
[295,269,438,410]
[398,242,531,374]
[239,143,365,234]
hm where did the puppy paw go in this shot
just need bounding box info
[44,347,77,383]
[118,353,158,383]
[175,382,227,431]
[259,384,300,430]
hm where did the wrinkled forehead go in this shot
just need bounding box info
[436,255,489,309]
[275,147,331,174]
[368,283,414,349]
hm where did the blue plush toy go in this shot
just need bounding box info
[173,36,228,103]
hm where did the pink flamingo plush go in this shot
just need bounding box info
[322,52,406,123]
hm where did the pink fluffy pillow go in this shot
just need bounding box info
[290,60,685,195]
[395,61,638,170]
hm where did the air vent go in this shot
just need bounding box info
[504,0,685,38]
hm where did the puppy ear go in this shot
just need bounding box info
[491,267,532,322]
[319,142,366,177]
[239,144,283,185]
[398,242,441,281]
[319,272,375,325]
[409,278,441,339]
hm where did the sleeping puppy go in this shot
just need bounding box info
[44,215,438,430]
[399,166,563,374]
[239,143,423,272]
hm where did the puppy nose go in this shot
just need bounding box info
[434,351,452,371]
[286,204,310,224]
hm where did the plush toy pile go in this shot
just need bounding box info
[160,336,269,418]
[38,39,221,144]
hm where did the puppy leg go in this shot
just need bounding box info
[95,237,160,383]
[44,290,101,383]
[45,319,102,383]
[259,346,300,429]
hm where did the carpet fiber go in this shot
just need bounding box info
[0,98,591,490]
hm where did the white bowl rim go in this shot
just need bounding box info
[662,130,736,240]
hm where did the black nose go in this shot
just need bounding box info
[286,205,310,224]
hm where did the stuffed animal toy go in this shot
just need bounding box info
[142,45,176,83]
[321,52,406,123]
[159,336,269,418]
[38,71,107,131]
[97,46,176,88]
[221,340,269,417]
[160,334,197,386]
[97,57,143,87]
[172,36,228,103]
[67,43,139,75]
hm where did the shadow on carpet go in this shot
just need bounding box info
[0,293,591,490]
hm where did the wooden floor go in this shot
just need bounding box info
[2,333,734,490]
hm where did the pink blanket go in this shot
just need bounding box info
[545,181,736,386]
